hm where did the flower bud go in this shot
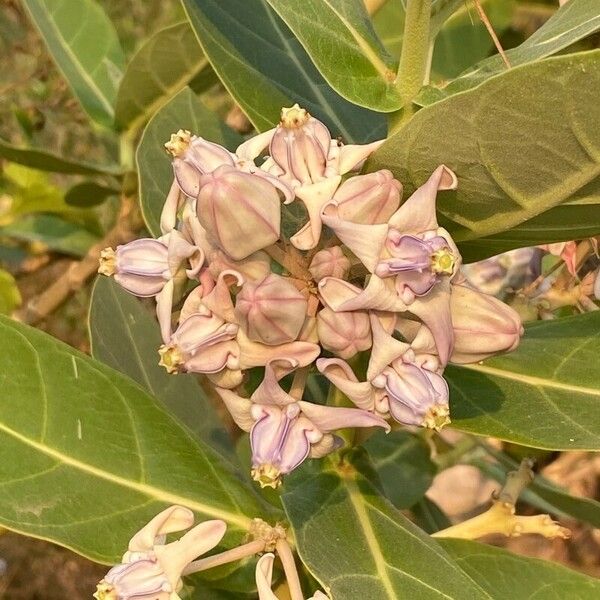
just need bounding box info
[269,104,332,186]
[98,239,169,297]
[95,558,171,600]
[317,307,371,359]
[309,246,350,282]
[450,284,523,364]
[197,165,281,260]
[235,274,307,345]
[334,170,401,224]
[165,130,235,197]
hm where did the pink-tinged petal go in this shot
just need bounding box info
[236,128,276,161]
[173,158,202,198]
[251,359,298,406]
[156,520,227,589]
[540,241,578,276]
[366,313,410,381]
[337,139,385,174]
[388,165,457,233]
[317,307,372,359]
[319,275,408,313]
[594,269,600,300]
[208,249,271,282]
[179,284,211,323]
[156,280,175,343]
[290,176,341,250]
[208,367,244,390]
[309,246,351,282]
[334,170,402,225]
[183,340,239,374]
[298,401,390,433]
[255,553,279,600]
[214,388,254,431]
[128,506,194,553]
[166,230,201,277]
[278,415,320,473]
[408,280,454,365]
[321,203,388,272]
[116,238,170,277]
[310,592,329,600]
[237,328,320,372]
[161,179,183,234]
[309,433,343,458]
[201,270,243,323]
[316,358,376,410]
[114,272,166,297]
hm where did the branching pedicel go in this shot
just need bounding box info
[99,104,524,489]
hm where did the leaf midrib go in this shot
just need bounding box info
[0,420,252,529]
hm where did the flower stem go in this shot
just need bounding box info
[182,539,266,575]
[276,538,304,600]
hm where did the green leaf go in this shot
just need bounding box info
[181,0,386,142]
[136,87,243,237]
[439,538,600,599]
[0,269,21,315]
[0,137,121,176]
[362,430,436,509]
[0,315,263,563]
[115,22,211,132]
[64,181,118,207]
[21,0,124,128]
[282,456,490,599]
[369,52,600,252]
[447,312,600,451]
[412,497,451,534]
[264,0,400,111]
[439,0,600,98]
[0,214,99,257]
[89,276,234,458]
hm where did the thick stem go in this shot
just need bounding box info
[182,539,266,575]
[276,538,304,600]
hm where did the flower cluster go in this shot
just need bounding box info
[100,104,523,488]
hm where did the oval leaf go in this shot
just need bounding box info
[447,312,600,450]
[182,0,386,142]
[22,0,124,127]
[0,315,263,563]
[265,0,400,111]
[115,22,210,132]
[369,51,600,257]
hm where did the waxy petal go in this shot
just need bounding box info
[316,358,376,410]
[388,165,457,233]
[236,128,276,162]
[366,313,410,381]
[160,179,183,234]
[298,400,390,433]
[215,388,254,431]
[255,553,279,600]
[337,139,385,174]
[251,359,298,406]
[128,506,195,553]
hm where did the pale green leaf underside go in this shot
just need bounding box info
[440,539,600,599]
[265,0,400,111]
[115,22,210,132]
[369,52,600,257]
[283,459,489,600]
[448,312,600,450]
[22,0,124,127]
[0,316,260,563]
[182,0,386,143]
[136,87,243,237]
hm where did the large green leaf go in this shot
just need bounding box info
[115,22,211,132]
[447,312,600,451]
[0,315,263,563]
[362,430,436,509]
[264,0,400,111]
[438,0,600,98]
[182,0,386,142]
[282,455,489,599]
[0,214,99,257]
[22,0,124,127]
[89,276,234,458]
[0,137,121,176]
[369,52,600,253]
[439,539,600,599]
[136,87,243,237]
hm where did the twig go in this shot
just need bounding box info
[473,0,511,69]
[276,538,304,600]
[16,196,139,325]
[182,539,266,575]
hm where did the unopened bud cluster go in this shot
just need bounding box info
[100,104,523,489]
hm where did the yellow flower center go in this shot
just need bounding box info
[422,405,451,431]
[98,247,116,276]
[93,581,117,600]
[158,344,185,374]
[164,129,191,157]
[430,248,456,275]
[251,464,282,489]
[280,104,310,129]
